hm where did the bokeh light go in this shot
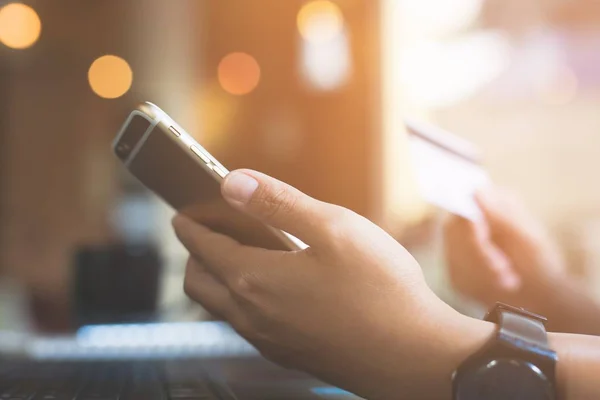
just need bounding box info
[400,32,511,108]
[0,3,42,49]
[88,55,133,99]
[217,52,261,96]
[300,29,351,91]
[297,1,344,43]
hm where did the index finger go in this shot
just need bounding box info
[172,214,282,285]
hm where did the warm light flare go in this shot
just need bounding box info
[88,55,133,99]
[297,1,344,43]
[0,3,42,49]
[218,52,261,96]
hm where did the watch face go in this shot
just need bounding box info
[455,359,554,400]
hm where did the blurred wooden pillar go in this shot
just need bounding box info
[201,0,384,221]
[0,0,136,331]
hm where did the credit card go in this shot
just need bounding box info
[405,119,489,221]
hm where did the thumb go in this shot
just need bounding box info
[221,169,331,247]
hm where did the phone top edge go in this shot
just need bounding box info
[136,101,167,121]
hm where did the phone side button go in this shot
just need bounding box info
[169,126,182,137]
[190,145,210,164]
[212,165,228,178]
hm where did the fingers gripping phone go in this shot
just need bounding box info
[113,102,307,251]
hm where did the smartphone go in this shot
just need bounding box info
[113,102,307,251]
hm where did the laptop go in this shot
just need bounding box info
[0,321,363,400]
[0,246,361,400]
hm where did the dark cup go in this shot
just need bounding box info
[72,242,162,328]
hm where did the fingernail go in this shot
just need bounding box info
[222,172,259,204]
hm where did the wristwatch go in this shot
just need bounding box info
[453,302,558,400]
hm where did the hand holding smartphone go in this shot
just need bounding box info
[113,102,307,251]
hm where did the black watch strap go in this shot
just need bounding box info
[453,303,558,400]
[485,303,550,349]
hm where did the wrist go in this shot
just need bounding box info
[438,314,496,398]
[373,305,495,400]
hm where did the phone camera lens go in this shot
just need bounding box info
[115,114,152,160]
[117,143,130,153]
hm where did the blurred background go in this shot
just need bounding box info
[1,0,600,339]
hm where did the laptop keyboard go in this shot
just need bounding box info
[0,361,235,400]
